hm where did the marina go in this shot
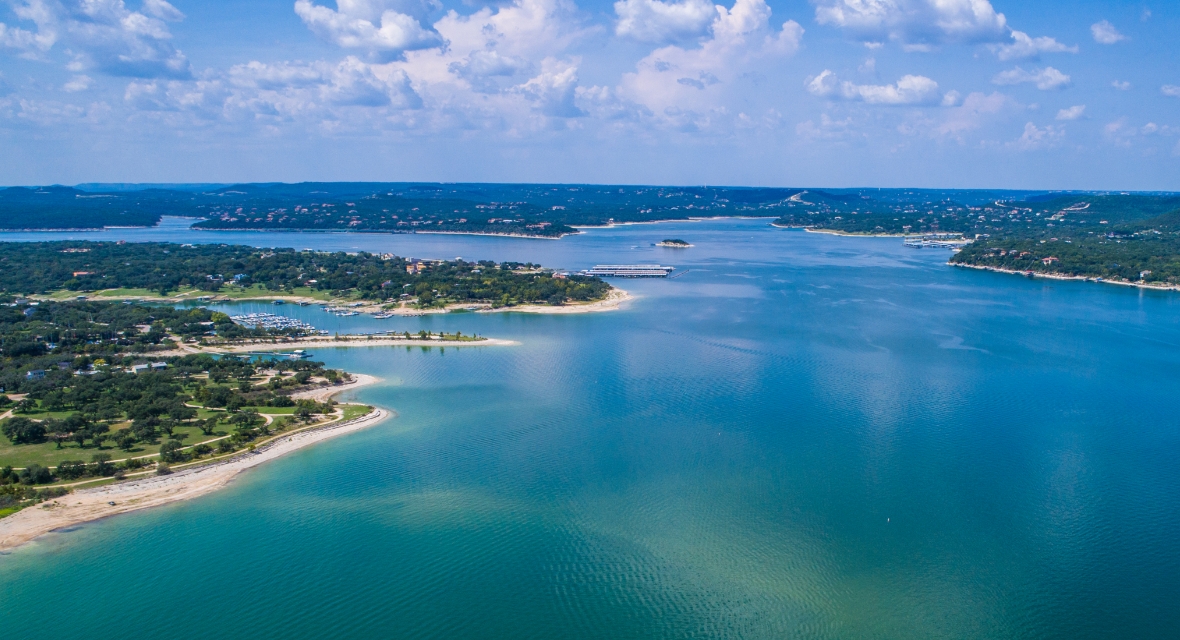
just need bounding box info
[229,313,325,334]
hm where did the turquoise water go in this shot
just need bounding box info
[3,220,1180,638]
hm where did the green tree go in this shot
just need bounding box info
[159,439,186,463]
[2,417,47,444]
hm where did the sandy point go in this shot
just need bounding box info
[486,286,632,314]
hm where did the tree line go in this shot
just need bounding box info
[0,241,611,305]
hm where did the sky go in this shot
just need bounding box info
[0,0,1177,189]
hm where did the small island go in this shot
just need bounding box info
[657,239,693,247]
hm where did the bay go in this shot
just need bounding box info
[2,219,1179,638]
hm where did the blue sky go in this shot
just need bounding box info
[0,0,1177,189]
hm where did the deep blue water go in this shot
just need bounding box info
[2,219,1180,638]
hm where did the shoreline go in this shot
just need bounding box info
[950,263,1180,292]
[55,285,629,315]
[785,225,908,238]
[571,215,775,230]
[0,377,388,553]
[412,230,571,240]
[476,286,631,314]
[188,336,519,354]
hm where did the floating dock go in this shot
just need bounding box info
[584,264,674,277]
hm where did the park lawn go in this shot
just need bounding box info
[94,287,175,298]
[0,422,230,469]
[9,408,79,421]
[341,404,373,421]
[253,407,296,415]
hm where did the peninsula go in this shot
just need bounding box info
[0,240,620,311]
[0,287,528,545]
[770,191,1180,287]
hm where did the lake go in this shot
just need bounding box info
[2,219,1179,638]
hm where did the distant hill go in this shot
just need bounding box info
[1,184,1177,243]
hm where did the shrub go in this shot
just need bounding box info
[56,460,87,480]
[19,464,54,485]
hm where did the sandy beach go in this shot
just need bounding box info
[480,286,632,314]
[0,378,389,553]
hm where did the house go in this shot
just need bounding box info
[25,370,46,380]
[151,362,167,371]
[130,364,150,374]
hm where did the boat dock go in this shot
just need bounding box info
[229,313,324,333]
[584,264,675,277]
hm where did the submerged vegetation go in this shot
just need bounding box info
[0,241,611,306]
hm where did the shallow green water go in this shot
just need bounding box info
[2,220,1180,638]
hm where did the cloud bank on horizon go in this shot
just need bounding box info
[0,0,1177,189]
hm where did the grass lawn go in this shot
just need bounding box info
[9,409,78,421]
[93,287,174,298]
[253,406,297,414]
[341,404,373,421]
[0,420,231,469]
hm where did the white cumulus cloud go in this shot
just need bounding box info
[1055,105,1084,120]
[1111,80,1131,91]
[62,74,92,92]
[1090,20,1124,44]
[295,0,444,60]
[1162,85,1180,98]
[811,0,1008,46]
[514,57,584,117]
[807,69,940,105]
[0,0,191,78]
[614,0,803,127]
[615,0,717,43]
[1012,121,1063,150]
[992,66,1070,91]
[991,29,1076,61]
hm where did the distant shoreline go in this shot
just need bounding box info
[950,263,1180,292]
[769,224,908,238]
[572,215,776,230]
